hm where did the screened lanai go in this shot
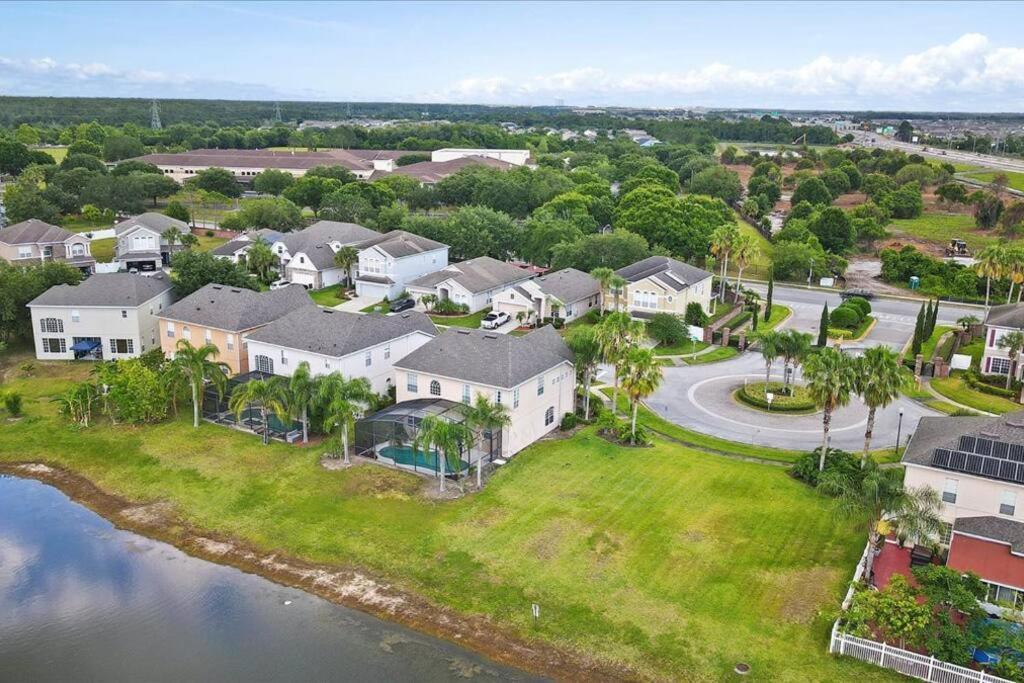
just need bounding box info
[201,371,302,442]
[354,398,502,477]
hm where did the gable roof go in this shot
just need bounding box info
[954,516,1024,554]
[0,219,74,245]
[159,282,310,331]
[355,230,447,259]
[987,303,1024,330]
[902,411,1024,471]
[373,155,514,184]
[615,256,712,292]
[394,325,572,388]
[406,256,531,294]
[245,306,437,357]
[278,221,380,270]
[114,212,189,237]
[211,229,286,257]
[28,273,173,308]
[532,268,601,303]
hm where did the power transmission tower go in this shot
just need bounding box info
[150,99,162,130]
[274,102,282,124]
[346,102,352,117]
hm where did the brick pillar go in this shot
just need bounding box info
[703,326,713,344]
[933,357,949,378]
[721,327,731,347]
[738,333,746,352]
[914,354,923,377]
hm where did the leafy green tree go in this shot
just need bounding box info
[791,177,832,207]
[135,172,179,207]
[2,182,61,224]
[444,205,520,260]
[895,120,914,142]
[15,123,40,145]
[817,304,829,348]
[169,250,257,297]
[67,139,103,157]
[171,340,229,429]
[229,376,288,445]
[282,175,343,217]
[882,182,924,219]
[808,206,855,253]
[220,197,303,232]
[80,174,148,214]
[550,229,650,272]
[524,218,581,266]
[687,165,743,203]
[318,372,373,464]
[647,313,686,346]
[803,347,857,468]
[102,134,144,162]
[0,260,82,342]
[60,153,107,174]
[619,347,663,443]
[188,167,242,198]
[252,168,295,196]
[819,168,851,197]
[111,159,162,176]
[846,574,932,650]
[856,347,907,460]
[764,269,774,321]
[102,359,167,424]
[164,200,191,224]
[0,139,34,175]
[684,301,707,327]
[305,165,356,183]
[973,192,1004,230]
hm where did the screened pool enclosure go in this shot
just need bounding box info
[354,398,502,477]
[201,371,303,442]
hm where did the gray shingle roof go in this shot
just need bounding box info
[212,229,286,257]
[394,325,573,388]
[987,303,1024,330]
[279,221,380,270]
[407,256,531,294]
[954,516,1024,553]
[0,219,74,245]
[902,411,1024,469]
[355,230,447,258]
[615,256,712,291]
[114,212,189,237]
[532,268,601,304]
[245,306,437,357]
[160,282,310,331]
[28,273,173,308]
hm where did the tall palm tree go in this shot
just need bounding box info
[803,347,858,470]
[997,330,1024,391]
[171,340,228,429]
[229,376,288,445]
[754,330,782,388]
[609,274,627,312]
[818,460,942,582]
[974,243,1006,309]
[594,312,644,416]
[590,267,614,311]
[317,372,373,464]
[619,347,663,443]
[710,222,740,303]
[731,232,759,296]
[856,346,908,462]
[246,237,278,285]
[1005,247,1024,304]
[463,395,511,488]
[333,245,360,286]
[776,329,812,395]
[287,361,318,444]
[413,414,474,493]
[565,325,601,420]
[160,360,189,417]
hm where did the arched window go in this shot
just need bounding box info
[39,317,63,333]
[430,380,441,396]
[545,406,555,426]
[255,354,274,374]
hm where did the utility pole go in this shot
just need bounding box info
[150,99,161,130]
[274,102,282,124]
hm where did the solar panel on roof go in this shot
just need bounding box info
[999,460,1018,480]
[932,449,952,468]
[950,451,968,470]
[994,441,1010,458]
[1012,444,1024,462]
[960,435,977,453]
[983,457,1002,477]
[966,454,985,474]
[977,439,994,456]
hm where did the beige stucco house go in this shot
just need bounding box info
[0,219,94,273]
[492,267,601,324]
[611,256,713,319]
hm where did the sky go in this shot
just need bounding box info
[1,1,1023,112]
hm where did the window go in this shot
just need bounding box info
[204,329,212,343]
[1001,491,1017,517]
[513,387,520,408]
[462,384,471,404]
[42,338,66,354]
[545,406,555,426]
[991,357,1013,375]
[943,478,958,504]
[280,349,288,366]
[407,373,418,392]
[365,350,372,367]
[226,334,234,351]
[121,310,127,319]
[182,325,191,341]
[938,521,953,545]
[40,318,63,333]
[71,310,80,323]
[430,380,441,396]
[632,290,658,309]
[166,322,175,338]
[109,339,134,355]
[537,375,545,396]
[495,390,502,405]
[255,355,274,374]
[384,344,390,360]
[985,582,1024,610]
[18,247,32,259]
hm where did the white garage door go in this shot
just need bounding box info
[288,269,317,288]
[357,281,389,300]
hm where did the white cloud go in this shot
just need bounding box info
[425,33,1024,109]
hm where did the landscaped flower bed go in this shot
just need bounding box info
[736,381,816,412]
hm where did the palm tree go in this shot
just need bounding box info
[317,372,373,464]
[997,330,1024,391]
[463,395,511,488]
[565,325,601,420]
[803,347,858,470]
[160,360,189,417]
[1006,247,1024,304]
[609,274,627,312]
[246,237,278,285]
[229,376,287,445]
[731,233,759,296]
[413,414,474,493]
[164,226,184,248]
[754,330,782,388]
[957,315,980,332]
[975,244,1006,309]
[856,346,907,462]
[594,312,644,416]
[333,245,360,286]
[710,222,740,303]
[619,347,663,443]
[590,267,614,312]
[818,460,942,582]
[287,361,318,443]
[420,293,438,312]
[171,340,228,429]
[776,329,812,395]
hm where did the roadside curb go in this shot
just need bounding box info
[741,278,989,310]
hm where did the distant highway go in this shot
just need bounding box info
[848,130,1024,174]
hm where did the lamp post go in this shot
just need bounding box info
[895,407,905,453]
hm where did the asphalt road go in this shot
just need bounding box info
[848,131,1024,175]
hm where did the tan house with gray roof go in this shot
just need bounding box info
[613,256,713,319]
[0,219,94,273]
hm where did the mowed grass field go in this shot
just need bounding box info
[960,169,1024,193]
[37,146,68,163]
[888,213,999,250]
[0,356,892,681]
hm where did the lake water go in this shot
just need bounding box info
[0,475,541,682]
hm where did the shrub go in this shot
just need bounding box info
[829,305,861,329]
[432,299,470,315]
[560,412,578,431]
[647,313,687,346]
[684,301,708,327]
[2,391,23,417]
[596,411,651,446]
[204,229,215,237]
[737,382,815,412]
[844,296,872,317]
[791,448,861,487]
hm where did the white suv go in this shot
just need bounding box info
[481,311,511,330]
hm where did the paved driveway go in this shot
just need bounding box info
[334,294,379,313]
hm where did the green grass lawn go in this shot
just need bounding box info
[89,238,115,263]
[652,338,710,357]
[194,234,229,253]
[888,213,997,250]
[763,304,791,330]
[958,338,985,368]
[960,169,1024,192]
[62,216,113,233]
[920,325,955,361]
[931,373,1022,415]
[683,346,739,365]
[428,308,489,329]
[308,284,350,307]
[0,357,891,681]
[733,211,774,268]
[37,146,68,163]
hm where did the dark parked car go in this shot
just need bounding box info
[840,288,874,300]
[389,298,415,312]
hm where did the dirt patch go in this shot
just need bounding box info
[0,461,639,683]
[832,192,868,208]
[770,566,842,625]
[843,257,912,296]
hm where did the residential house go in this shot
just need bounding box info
[158,283,311,375]
[243,306,437,394]
[27,272,174,360]
[392,326,575,457]
[902,411,1024,609]
[210,228,285,264]
[493,267,601,325]
[270,220,380,289]
[613,256,713,319]
[0,219,94,274]
[113,212,190,272]
[406,256,534,313]
[353,230,449,301]
[982,303,1024,381]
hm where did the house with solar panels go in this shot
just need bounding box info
[611,256,713,320]
[903,410,1024,609]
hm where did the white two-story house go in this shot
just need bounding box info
[27,272,175,360]
[983,303,1024,381]
[354,230,449,301]
[243,305,438,394]
[114,212,190,272]
[406,256,534,313]
[270,221,380,289]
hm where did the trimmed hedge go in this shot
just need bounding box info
[844,296,872,317]
[737,381,816,412]
[965,371,1019,399]
[829,305,861,329]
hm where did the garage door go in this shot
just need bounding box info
[287,268,317,288]
[357,281,389,300]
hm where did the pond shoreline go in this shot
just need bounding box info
[0,461,638,683]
